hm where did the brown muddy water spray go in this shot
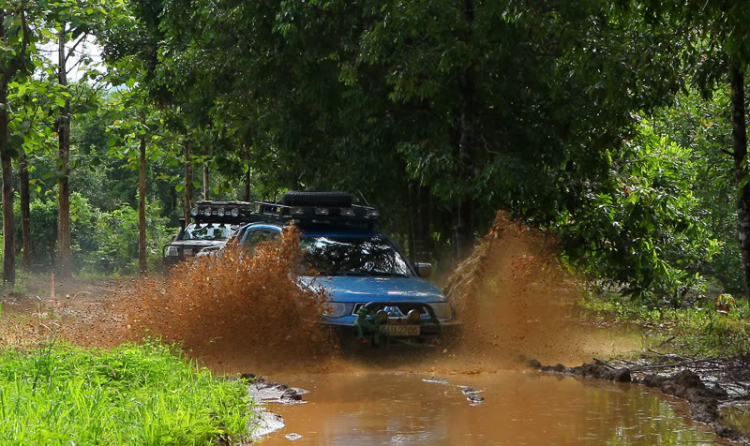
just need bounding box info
[60,213,632,374]
[62,226,338,371]
[443,211,634,371]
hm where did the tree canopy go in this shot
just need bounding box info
[0,0,748,307]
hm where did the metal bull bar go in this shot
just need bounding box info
[353,302,441,347]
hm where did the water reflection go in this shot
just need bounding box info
[259,372,721,445]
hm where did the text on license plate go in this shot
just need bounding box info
[381,325,420,337]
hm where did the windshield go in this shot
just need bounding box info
[181,223,231,241]
[301,235,412,277]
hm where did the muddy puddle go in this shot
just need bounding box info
[256,371,722,445]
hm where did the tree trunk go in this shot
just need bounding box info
[0,8,30,284]
[19,149,31,271]
[243,144,251,201]
[244,169,251,202]
[184,140,194,223]
[138,133,147,275]
[406,183,416,263]
[451,0,476,262]
[202,167,209,200]
[730,65,750,300]
[416,185,432,261]
[202,145,210,200]
[0,106,15,284]
[452,198,474,261]
[57,27,72,278]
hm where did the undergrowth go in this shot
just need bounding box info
[582,292,750,357]
[0,340,254,445]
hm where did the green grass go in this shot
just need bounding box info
[0,341,254,445]
[581,292,750,357]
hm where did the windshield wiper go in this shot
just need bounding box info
[339,270,409,277]
[340,270,374,276]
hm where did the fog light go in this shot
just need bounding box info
[190,207,198,217]
[407,309,421,323]
[202,207,212,217]
[231,208,239,217]
[375,310,388,324]
[323,302,347,318]
[217,208,225,217]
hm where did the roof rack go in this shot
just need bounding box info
[190,201,261,224]
[256,192,379,226]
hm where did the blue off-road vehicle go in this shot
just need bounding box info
[229,191,459,346]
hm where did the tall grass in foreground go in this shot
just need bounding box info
[0,341,253,445]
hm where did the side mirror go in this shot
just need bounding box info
[414,262,432,279]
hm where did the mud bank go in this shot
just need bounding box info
[240,375,309,443]
[528,359,749,444]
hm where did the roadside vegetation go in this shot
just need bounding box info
[0,341,253,446]
[582,291,750,358]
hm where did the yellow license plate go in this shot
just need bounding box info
[381,325,420,337]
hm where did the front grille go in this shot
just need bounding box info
[352,303,429,316]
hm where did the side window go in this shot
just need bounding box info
[243,229,278,254]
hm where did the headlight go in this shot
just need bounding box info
[429,303,454,320]
[323,302,347,318]
[165,246,179,257]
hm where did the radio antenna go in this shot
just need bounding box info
[357,190,371,207]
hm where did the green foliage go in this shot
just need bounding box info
[87,202,173,274]
[559,121,719,305]
[13,194,172,275]
[583,291,750,357]
[0,0,743,299]
[0,341,253,445]
[652,91,743,295]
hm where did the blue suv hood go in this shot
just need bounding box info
[300,276,447,303]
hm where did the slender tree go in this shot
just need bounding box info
[19,148,31,270]
[138,114,147,274]
[56,25,73,277]
[0,3,33,284]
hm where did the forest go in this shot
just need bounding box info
[0,0,749,307]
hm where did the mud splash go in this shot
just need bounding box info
[62,226,336,370]
[445,211,631,369]
[51,211,635,375]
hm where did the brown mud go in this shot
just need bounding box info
[444,211,637,369]
[63,226,336,371]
